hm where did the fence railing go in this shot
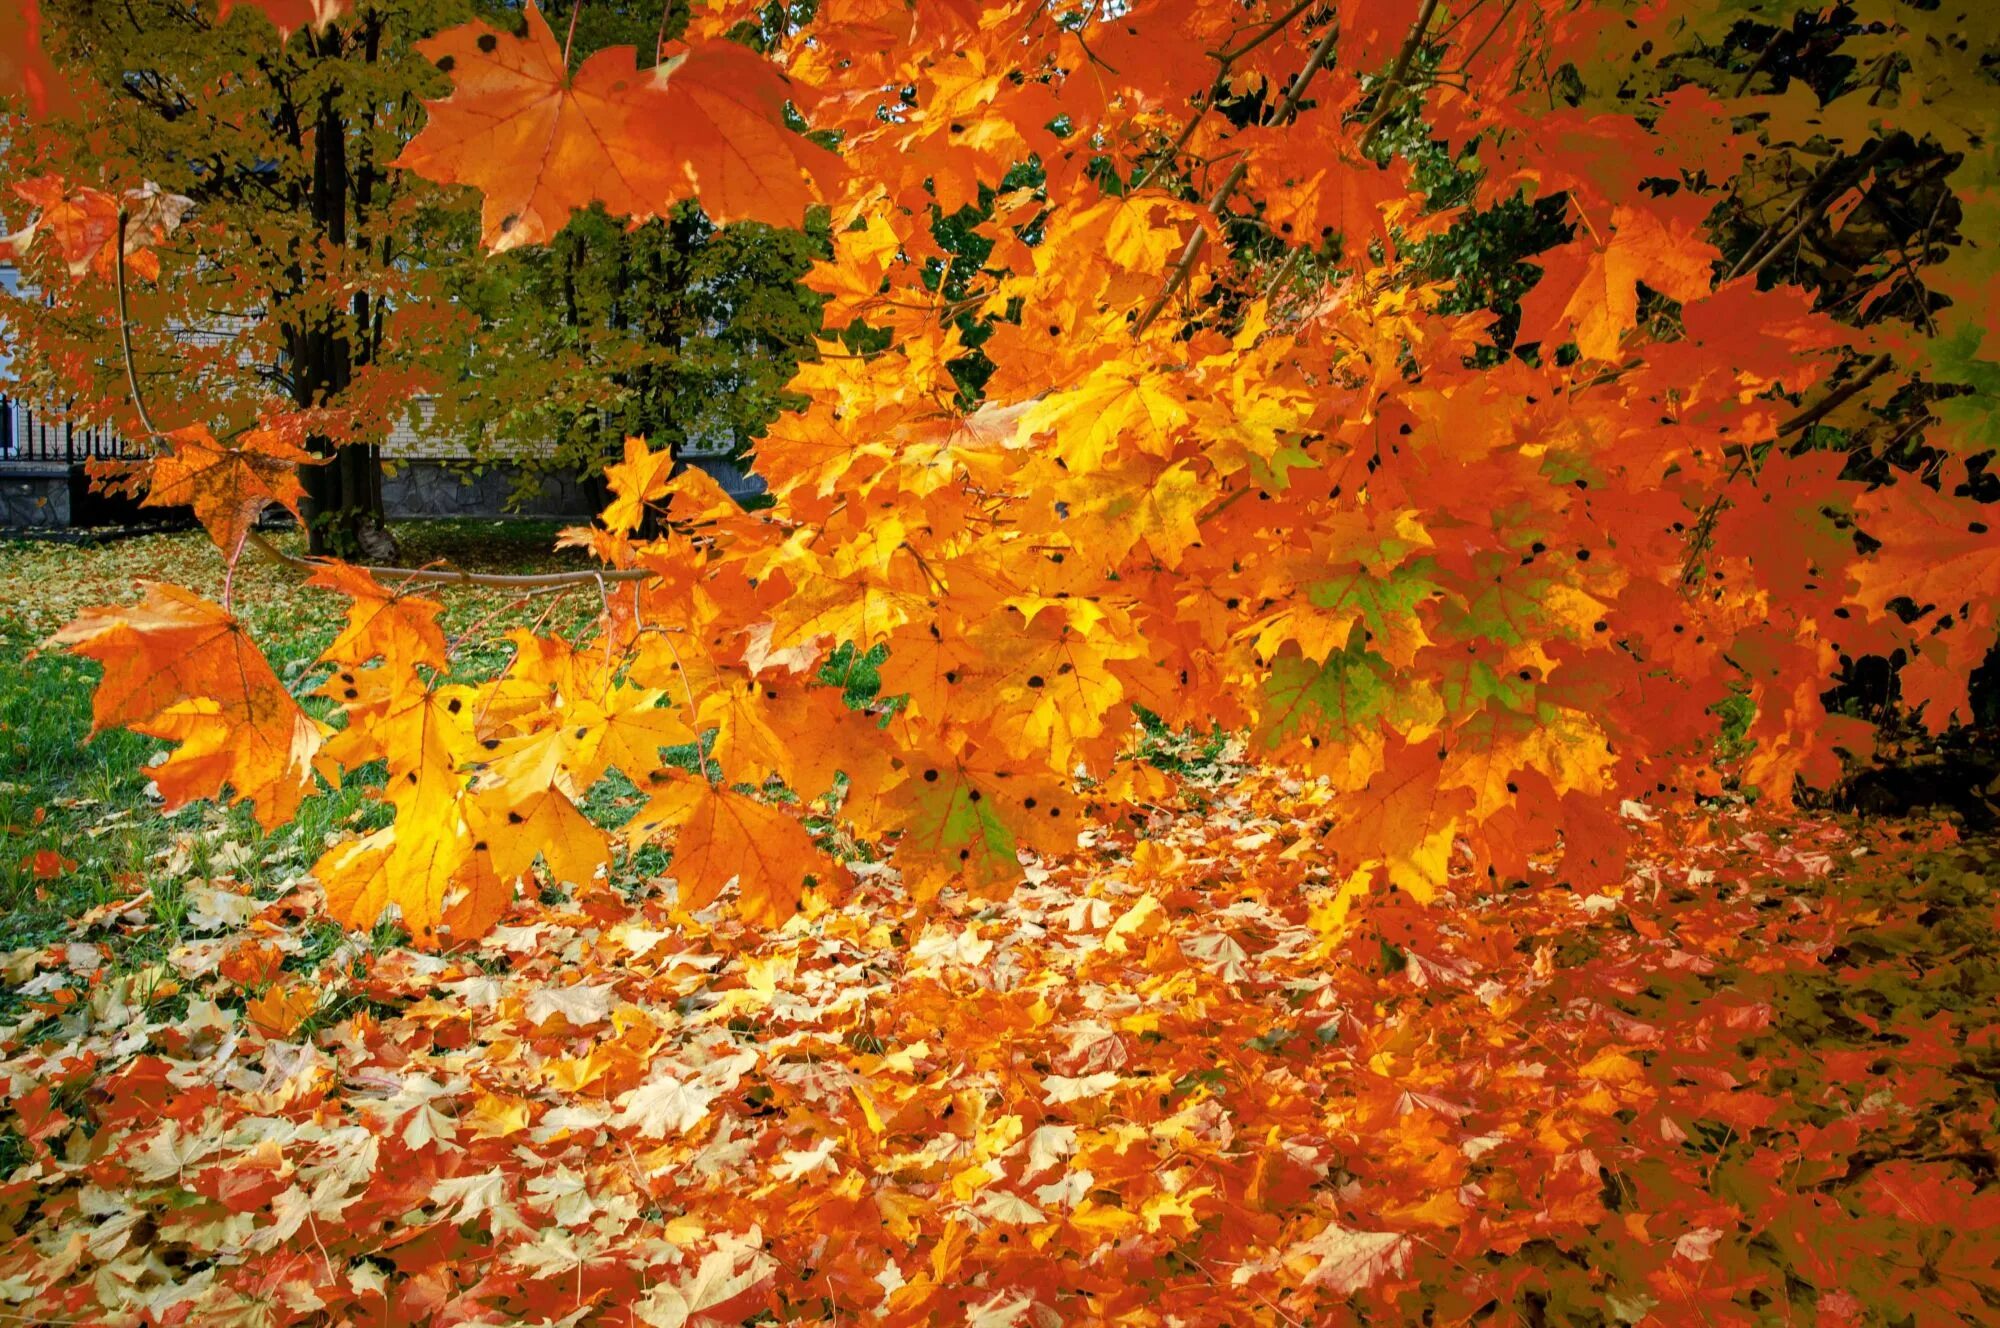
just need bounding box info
[0,394,149,465]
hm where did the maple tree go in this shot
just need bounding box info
[4,0,2000,1319]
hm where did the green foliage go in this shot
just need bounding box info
[440,205,829,471]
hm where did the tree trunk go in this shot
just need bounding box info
[295,22,395,560]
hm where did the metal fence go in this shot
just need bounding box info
[0,395,148,465]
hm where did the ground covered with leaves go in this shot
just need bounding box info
[3,722,1997,1324]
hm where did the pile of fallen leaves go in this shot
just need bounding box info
[2,770,1997,1326]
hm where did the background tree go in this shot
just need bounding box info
[430,0,829,494]
[439,205,825,494]
[3,0,825,552]
[1,0,503,556]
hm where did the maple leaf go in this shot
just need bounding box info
[113,422,315,561]
[1851,475,2000,624]
[601,436,677,534]
[1518,206,1720,360]
[613,1074,718,1138]
[1253,638,1393,757]
[396,5,837,251]
[5,178,192,282]
[1321,740,1472,902]
[310,563,449,678]
[562,686,697,789]
[244,983,317,1038]
[649,39,846,228]
[1016,361,1192,471]
[50,584,323,829]
[634,1238,774,1328]
[524,982,616,1028]
[628,774,836,925]
[474,731,612,890]
[882,752,1080,901]
[430,1170,531,1236]
[1286,1222,1414,1294]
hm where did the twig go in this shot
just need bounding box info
[1775,351,1892,438]
[1727,139,1890,282]
[1357,0,1444,152]
[1678,352,1897,588]
[1134,15,1344,333]
[114,211,168,446]
[1732,35,1779,98]
[1134,0,1321,192]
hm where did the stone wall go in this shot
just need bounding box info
[382,460,599,520]
[0,467,69,530]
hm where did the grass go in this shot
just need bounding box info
[0,520,601,965]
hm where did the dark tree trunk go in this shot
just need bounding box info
[294,20,395,560]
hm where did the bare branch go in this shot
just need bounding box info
[245,530,656,588]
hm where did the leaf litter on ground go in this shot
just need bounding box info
[0,753,1995,1326]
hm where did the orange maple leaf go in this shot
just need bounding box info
[1518,206,1719,360]
[50,584,324,829]
[110,422,316,561]
[4,177,193,282]
[601,436,676,535]
[628,773,837,926]
[244,982,318,1038]
[395,5,837,251]
[309,563,449,678]
[1851,475,2000,625]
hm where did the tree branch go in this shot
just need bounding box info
[1357,0,1443,152]
[1679,351,1898,588]
[245,531,655,587]
[114,211,167,445]
[1775,351,1893,438]
[1134,14,1343,333]
[1727,138,1890,283]
[1133,0,1321,193]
